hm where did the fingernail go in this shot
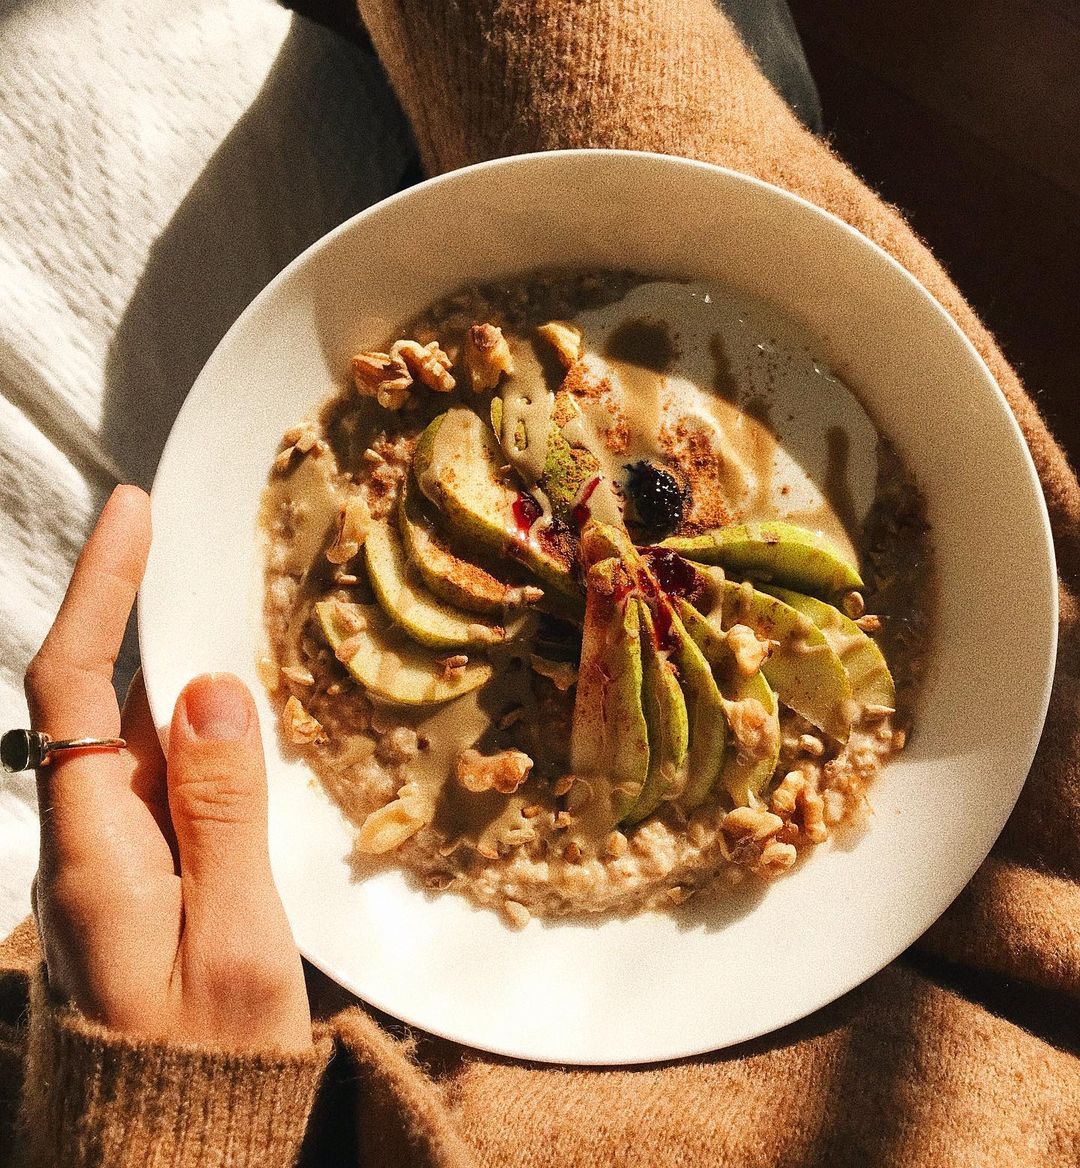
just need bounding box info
[183,674,251,741]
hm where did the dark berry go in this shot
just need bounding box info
[641,547,705,603]
[625,461,687,536]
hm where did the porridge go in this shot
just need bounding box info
[260,271,932,925]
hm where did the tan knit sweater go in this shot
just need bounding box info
[2,2,1078,1165]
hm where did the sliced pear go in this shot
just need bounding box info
[654,600,728,810]
[760,586,895,711]
[676,600,780,805]
[314,599,492,706]
[495,345,600,520]
[365,518,523,651]
[708,579,855,742]
[662,521,862,595]
[579,518,640,569]
[413,408,581,612]
[569,558,649,827]
[396,474,535,617]
[540,392,602,518]
[623,601,689,825]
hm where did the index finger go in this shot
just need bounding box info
[26,485,152,866]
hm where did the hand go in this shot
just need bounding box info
[26,486,312,1052]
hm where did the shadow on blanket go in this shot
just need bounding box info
[101,15,416,491]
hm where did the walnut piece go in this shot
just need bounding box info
[529,655,579,691]
[726,623,771,676]
[502,900,531,929]
[455,747,534,795]
[326,495,372,565]
[723,696,777,762]
[282,696,327,745]
[752,839,798,877]
[355,786,427,854]
[352,350,414,410]
[439,654,470,680]
[463,322,514,391]
[841,590,865,619]
[537,320,583,367]
[391,339,456,392]
[604,830,628,858]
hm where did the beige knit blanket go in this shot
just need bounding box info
[2,1,1078,1164]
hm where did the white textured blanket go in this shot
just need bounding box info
[0,0,412,934]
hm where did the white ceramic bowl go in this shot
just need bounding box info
[140,150,1057,1065]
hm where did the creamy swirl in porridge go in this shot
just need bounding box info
[260,271,932,925]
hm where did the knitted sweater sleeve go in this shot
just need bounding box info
[16,966,332,1168]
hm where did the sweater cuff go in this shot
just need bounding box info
[19,966,332,1168]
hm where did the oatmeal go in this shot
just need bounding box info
[260,271,933,923]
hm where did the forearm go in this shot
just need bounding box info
[355,0,802,174]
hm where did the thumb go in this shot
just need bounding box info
[167,674,273,906]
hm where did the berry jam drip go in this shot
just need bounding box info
[641,547,705,604]
[512,493,542,538]
[652,598,678,652]
[625,461,687,537]
[570,476,602,529]
[611,563,636,605]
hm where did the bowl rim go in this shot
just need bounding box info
[140,148,1059,1064]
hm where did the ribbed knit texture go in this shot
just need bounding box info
[16,968,331,1168]
[1,1,1078,1165]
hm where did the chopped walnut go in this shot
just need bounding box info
[726,623,771,676]
[665,885,693,905]
[856,614,883,633]
[752,839,798,877]
[463,323,514,391]
[769,770,807,817]
[334,601,368,634]
[467,622,508,645]
[604,830,628,858]
[256,655,280,692]
[522,803,543,819]
[282,696,327,745]
[800,785,828,844]
[722,805,784,844]
[502,900,531,929]
[723,697,777,762]
[440,654,470,680]
[355,789,427,854]
[326,496,372,564]
[841,590,865,619]
[334,633,366,664]
[391,339,456,392]
[537,320,583,367]
[273,445,298,474]
[352,350,414,410]
[552,774,576,797]
[554,810,574,830]
[273,424,322,474]
[281,664,315,687]
[455,747,534,794]
[798,733,825,758]
[504,584,545,607]
[563,841,583,863]
[529,655,579,691]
